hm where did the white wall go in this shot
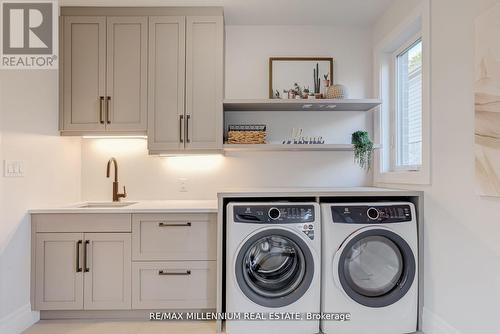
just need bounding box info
[225,25,372,99]
[81,25,374,201]
[0,71,81,333]
[374,0,500,333]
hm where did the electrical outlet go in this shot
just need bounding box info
[4,160,25,177]
[177,178,188,192]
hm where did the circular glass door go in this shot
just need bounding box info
[337,229,415,308]
[235,228,314,308]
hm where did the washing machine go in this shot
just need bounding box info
[321,202,418,334]
[226,202,321,334]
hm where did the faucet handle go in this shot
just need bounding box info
[122,186,127,198]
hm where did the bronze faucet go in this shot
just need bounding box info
[106,157,127,202]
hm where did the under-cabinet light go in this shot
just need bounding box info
[82,135,147,139]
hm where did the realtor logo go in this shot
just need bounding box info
[1,1,58,69]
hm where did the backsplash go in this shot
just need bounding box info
[81,138,372,200]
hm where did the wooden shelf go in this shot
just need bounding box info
[223,99,382,112]
[223,144,381,152]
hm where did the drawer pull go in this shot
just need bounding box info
[158,270,191,276]
[158,222,192,227]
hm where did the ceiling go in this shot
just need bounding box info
[222,0,396,26]
[60,0,396,26]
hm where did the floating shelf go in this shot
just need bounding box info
[223,144,381,152]
[223,99,382,112]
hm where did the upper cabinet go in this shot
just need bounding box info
[61,16,148,135]
[147,15,224,154]
[61,17,106,133]
[147,16,186,152]
[184,16,224,151]
[105,17,148,132]
[59,7,224,154]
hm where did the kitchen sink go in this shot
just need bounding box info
[75,202,138,208]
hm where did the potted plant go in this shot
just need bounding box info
[303,87,310,99]
[351,131,373,170]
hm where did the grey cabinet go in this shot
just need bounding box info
[34,232,131,311]
[35,233,84,310]
[185,16,224,150]
[147,16,186,151]
[62,17,106,132]
[148,15,223,154]
[83,233,132,310]
[61,16,147,135]
[60,8,223,150]
[31,212,216,312]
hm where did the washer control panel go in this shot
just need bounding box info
[331,204,412,224]
[233,204,315,224]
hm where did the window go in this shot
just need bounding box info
[394,39,422,170]
[373,1,430,185]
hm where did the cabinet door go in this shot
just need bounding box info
[83,233,131,310]
[62,16,106,132]
[35,233,84,310]
[106,17,148,132]
[147,16,186,152]
[185,16,223,150]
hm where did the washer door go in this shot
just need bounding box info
[335,227,415,308]
[235,228,314,308]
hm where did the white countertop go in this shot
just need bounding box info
[29,187,423,214]
[217,186,421,197]
[29,200,218,214]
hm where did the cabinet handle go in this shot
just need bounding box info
[76,240,82,273]
[106,97,111,124]
[99,97,105,124]
[185,115,191,143]
[158,222,192,227]
[158,270,191,276]
[84,240,90,272]
[179,115,184,143]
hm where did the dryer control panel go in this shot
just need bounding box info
[331,204,413,224]
[233,204,315,224]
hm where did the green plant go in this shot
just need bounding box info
[313,63,320,93]
[351,131,373,170]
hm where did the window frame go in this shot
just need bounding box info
[373,0,431,186]
[391,35,423,173]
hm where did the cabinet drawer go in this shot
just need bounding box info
[132,213,216,261]
[132,261,216,309]
[33,214,132,233]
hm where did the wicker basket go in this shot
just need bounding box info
[227,125,266,144]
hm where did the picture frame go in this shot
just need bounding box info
[268,57,334,99]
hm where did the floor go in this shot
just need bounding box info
[23,320,217,334]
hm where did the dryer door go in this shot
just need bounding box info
[334,227,416,308]
[235,228,315,308]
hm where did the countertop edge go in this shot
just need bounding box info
[29,208,219,214]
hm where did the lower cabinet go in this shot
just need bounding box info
[35,232,131,310]
[35,233,84,310]
[83,233,132,310]
[32,212,216,312]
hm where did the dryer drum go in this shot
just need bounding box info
[337,229,416,308]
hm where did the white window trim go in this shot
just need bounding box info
[373,0,431,185]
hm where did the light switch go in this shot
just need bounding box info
[4,160,25,177]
